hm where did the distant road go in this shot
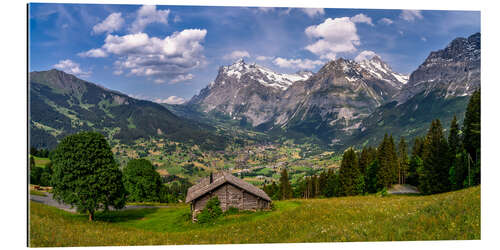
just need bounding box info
[387,184,420,194]
[30,193,170,213]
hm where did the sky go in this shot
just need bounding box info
[28,4,480,104]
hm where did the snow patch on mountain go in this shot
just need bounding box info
[221,59,312,90]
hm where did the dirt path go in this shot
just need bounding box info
[30,193,171,213]
[387,184,420,194]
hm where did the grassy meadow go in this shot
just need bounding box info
[29,185,480,247]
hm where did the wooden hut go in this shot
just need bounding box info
[186,171,272,220]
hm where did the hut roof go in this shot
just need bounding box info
[185,171,272,203]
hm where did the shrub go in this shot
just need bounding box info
[224,206,239,215]
[197,196,222,223]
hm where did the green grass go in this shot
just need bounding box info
[31,156,51,168]
[29,186,480,247]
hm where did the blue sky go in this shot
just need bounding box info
[29,4,480,104]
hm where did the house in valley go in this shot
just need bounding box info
[186,171,272,220]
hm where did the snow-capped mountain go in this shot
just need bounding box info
[271,57,403,139]
[189,56,407,134]
[217,58,312,90]
[358,55,409,89]
[189,59,313,126]
[396,32,480,103]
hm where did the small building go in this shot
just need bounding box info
[186,171,272,220]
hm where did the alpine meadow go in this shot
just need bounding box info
[28,4,481,247]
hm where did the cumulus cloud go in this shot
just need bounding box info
[351,14,374,26]
[169,73,194,84]
[223,50,250,60]
[130,5,170,33]
[354,50,379,62]
[400,10,423,22]
[78,48,108,58]
[305,17,360,60]
[273,57,323,70]
[83,29,206,81]
[154,96,186,104]
[379,17,394,25]
[92,12,124,34]
[301,8,325,18]
[256,55,274,61]
[53,59,91,77]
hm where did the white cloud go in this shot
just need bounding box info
[53,59,91,77]
[78,48,108,58]
[301,8,325,18]
[421,37,427,42]
[223,50,250,60]
[169,73,194,84]
[354,50,378,62]
[273,57,324,70]
[256,55,274,61]
[257,7,275,13]
[154,96,186,104]
[92,12,124,34]
[351,14,374,26]
[130,5,170,33]
[379,17,394,25]
[305,17,360,60]
[90,29,206,81]
[400,10,423,22]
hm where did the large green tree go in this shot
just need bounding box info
[463,90,481,185]
[397,137,409,185]
[279,168,292,200]
[51,132,126,221]
[463,90,481,162]
[420,119,451,194]
[339,148,363,196]
[376,134,398,189]
[123,159,163,202]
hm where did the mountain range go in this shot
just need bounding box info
[30,32,480,152]
[185,32,480,149]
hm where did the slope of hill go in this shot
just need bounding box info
[29,185,480,246]
[29,69,228,150]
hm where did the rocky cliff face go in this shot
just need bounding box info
[190,56,406,134]
[396,32,480,103]
[348,33,481,150]
[189,59,312,126]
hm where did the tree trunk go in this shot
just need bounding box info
[88,211,94,221]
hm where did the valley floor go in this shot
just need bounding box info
[29,186,480,247]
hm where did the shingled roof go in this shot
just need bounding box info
[185,171,272,203]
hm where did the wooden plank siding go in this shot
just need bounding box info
[191,182,270,220]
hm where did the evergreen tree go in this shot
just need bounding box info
[448,115,461,156]
[462,90,480,185]
[420,119,451,194]
[376,134,398,188]
[279,168,292,200]
[398,137,409,185]
[407,156,423,187]
[411,137,425,159]
[324,169,340,197]
[365,160,379,193]
[339,148,362,196]
[463,90,481,163]
[318,171,328,197]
